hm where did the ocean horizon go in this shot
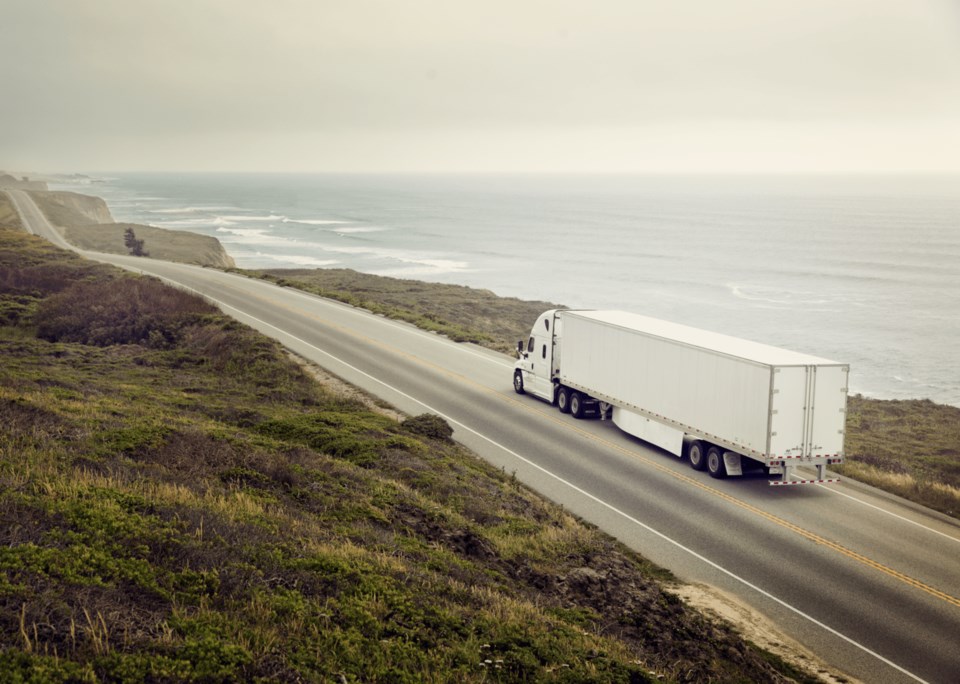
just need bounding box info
[52,172,960,408]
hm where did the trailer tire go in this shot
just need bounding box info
[570,392,585,419]
[707,446,727,479]
[557,386,571,413]
[513,370,525,395]
[688,441,707,471]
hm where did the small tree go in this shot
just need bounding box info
[124,226,149,257]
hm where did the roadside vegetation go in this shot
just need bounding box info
[246,268,556,354]
[0,195,21,230]
[841,395,960,517]
[250,268,960,520]
[1,202,809,682]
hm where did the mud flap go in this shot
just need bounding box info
[722,452,743,477]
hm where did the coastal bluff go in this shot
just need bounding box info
[0,172,48,191]
[29,189,113,225]
[26,189,236,269]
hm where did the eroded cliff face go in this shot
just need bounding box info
[29,190,114,226]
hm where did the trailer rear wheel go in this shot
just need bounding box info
[688,441,707,471]
[557,386,571,413]
[707,446,727,479]
[513,370,525,395]
[570,391,585,419]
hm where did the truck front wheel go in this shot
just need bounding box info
[688,441,707,471]
[707,446,728,479]
[557,386,571,413]
[513,371,525,395]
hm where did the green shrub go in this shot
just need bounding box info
[35,277,216,347]
[0,651,97,683]
[402,413,454,441]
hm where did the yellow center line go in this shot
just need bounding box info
[238,283,960,611]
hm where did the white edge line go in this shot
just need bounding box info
[153,274,926,684]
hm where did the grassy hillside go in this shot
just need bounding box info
[841,395,960,516]
[26,190,113,227]
[60,222,236,269]
[0,206,809,680]
[0,192,22,229]
[250,268,960,519]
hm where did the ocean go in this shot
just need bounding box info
[52,173,960,407]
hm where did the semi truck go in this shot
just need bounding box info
[513,310,848,485]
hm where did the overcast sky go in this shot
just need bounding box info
[2,0,959,174]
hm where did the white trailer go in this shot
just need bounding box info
[513,310,848,485]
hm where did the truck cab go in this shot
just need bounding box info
[514,309,560,402]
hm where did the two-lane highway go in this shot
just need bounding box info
[8,189,960,683]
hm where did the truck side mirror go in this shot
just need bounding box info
[516,340,525,359]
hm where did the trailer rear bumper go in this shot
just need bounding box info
[766,455,843,486]
[770,477,841,486]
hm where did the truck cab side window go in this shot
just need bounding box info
[542,344,547,359]
[544,319,550,331]
[527,337,535,353]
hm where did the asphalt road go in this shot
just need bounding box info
[7,188,960,683]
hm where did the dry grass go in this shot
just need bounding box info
[841,394,960,517]
[837,460,960,515]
